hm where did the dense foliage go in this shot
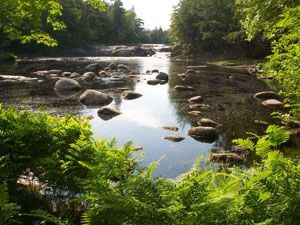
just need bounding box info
[0,0,170,56]
[169,0,269,57]
[1,106,300,224]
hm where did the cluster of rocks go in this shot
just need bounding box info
[63,45,156,57]
[162,126,185,142]
[147,71,169,86]
[29,63,142,87]
[253,91,283,108]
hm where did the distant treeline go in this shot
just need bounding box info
[169,0,271,58]
[0,0,169,55]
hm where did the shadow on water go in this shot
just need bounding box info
[0,54,290,178]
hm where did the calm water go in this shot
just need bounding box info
[0,53,282,178]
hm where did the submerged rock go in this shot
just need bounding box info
[122,91,142,100]
[187,126,218,143]
[163,126,179,132]
[262,99,283,108]
[79,90,113,106]
[174,85,195,91]
[190,104,211,110]
[55,89,80,99]
[188,111,202,115]
[54,78,81,91]
[253,91,280,100]
[152,69,159,73]
[164,136,185,142]
[188,96,203,104]
[147,79,160,85]
[197,118,221,127]
[97,107,121,120]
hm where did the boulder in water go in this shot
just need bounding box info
[187,126,218,143]
[79,89,113,106]
[54,78,81,91]
[122,91,142,100]
[82,72,96,82]
[97,107,121,120]
[253,91,280,100]
[85,63,104,72]
[156,72,168,81]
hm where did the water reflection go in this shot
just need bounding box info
[0,54,281,178]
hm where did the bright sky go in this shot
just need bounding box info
[121,0,180,30]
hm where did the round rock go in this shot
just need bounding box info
[54,78,81,91]
[69,72,81,79]
[122,91,142,100]
[79,90,113,106]
[109,63,117,70]
[253,91,280,100]
[82,72,96,82]
[262,99,283,108]
[187,126,218,143]
[156,72,168,81]
[85,63,104,72]
[197,118,221,127]
[97,107,121,120]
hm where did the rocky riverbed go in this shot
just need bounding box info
[0,52,298,177]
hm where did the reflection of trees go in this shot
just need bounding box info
[168,64,279,150]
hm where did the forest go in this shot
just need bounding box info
[0,0,169,57]
[1,0,300,224]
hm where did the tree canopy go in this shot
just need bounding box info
[0,0,104,46]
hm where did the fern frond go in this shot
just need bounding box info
[266,125,290,147]
[255,136,272,158]
[232,138,255,151]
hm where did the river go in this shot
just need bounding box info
[0,49,283,178]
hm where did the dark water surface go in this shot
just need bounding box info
[0,53,281,178]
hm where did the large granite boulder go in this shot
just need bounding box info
[79,90,113,106]
[54,78,81,91]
